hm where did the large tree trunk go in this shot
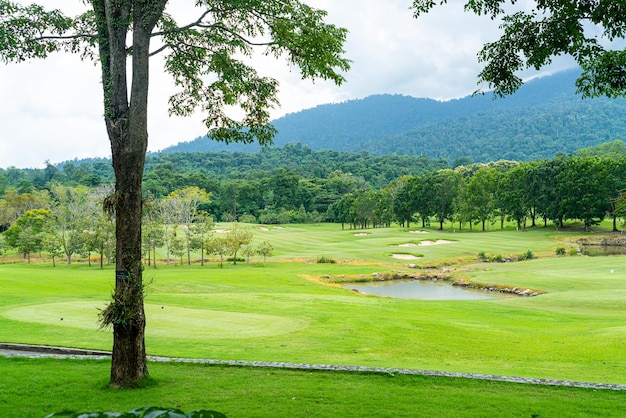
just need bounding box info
[93,0,167,387]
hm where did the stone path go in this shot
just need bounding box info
[2,343,625,391]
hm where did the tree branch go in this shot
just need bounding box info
[151,9,212,37]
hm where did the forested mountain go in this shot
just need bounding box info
[162,69,626,162]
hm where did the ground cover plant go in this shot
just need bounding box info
[1,223,625,415]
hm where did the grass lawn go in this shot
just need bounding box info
[1,223,625,415]
[1,357,625,417]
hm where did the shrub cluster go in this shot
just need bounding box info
[478,250,536,263]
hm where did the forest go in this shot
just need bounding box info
[0,140,625,266]
[163,70,626,163]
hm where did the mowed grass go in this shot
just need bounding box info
[2,357,625,418]
[1,223,626,416]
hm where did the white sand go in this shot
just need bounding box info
[391,254,421,260]
[418,240,454,246]
[354,233,368,237]
[409,230,429,234]
[398,243,418,247]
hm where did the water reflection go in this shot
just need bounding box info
[344,280,502,300]
[581,245,626,257]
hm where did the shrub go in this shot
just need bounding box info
[555,247,566,256]
[227,256,245,263]
[478,252,507,263]
[317,256,336,264]
[517,250,535,261]
[569,248,579,256]
[238,213,257,224]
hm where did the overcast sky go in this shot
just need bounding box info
[0,0,576,169]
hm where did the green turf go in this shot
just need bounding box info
[2,357,625,418]
[1,224,625,387]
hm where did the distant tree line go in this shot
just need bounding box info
[0,144,447,195]
[1,143,626,264]
[0,144,448,223]
[327,156,626,232]
[0,184,273,267]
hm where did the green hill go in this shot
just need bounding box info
[161,69,626,162]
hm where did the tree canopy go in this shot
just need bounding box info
[412,0,626,98]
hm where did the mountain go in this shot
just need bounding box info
[159,69,626,162]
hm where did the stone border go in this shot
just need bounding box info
[1,343,624,391]
[0,343,111,356]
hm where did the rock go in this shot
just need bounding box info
[407,264,418,269]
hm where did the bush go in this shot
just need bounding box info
[317,256,336,264]
[478,252,507,263]
[517,250,535,261]
[569,248,579,256]
[555,247,566,256]
[238,213,257,224]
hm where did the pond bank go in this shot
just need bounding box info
[339,272,543,297]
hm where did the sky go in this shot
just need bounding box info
[0,0,577,169]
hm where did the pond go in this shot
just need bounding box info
[343,279,502,300]
[581,245,626,257]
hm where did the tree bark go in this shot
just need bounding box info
[93,0,167,387]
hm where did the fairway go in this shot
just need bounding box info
[1,223,626,386]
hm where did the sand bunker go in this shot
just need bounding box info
[409,230,429,234]
[391,254,421,260]
[398,243,418,247]
[354,233,368,237]
[258,227,269,231]
[418,240,454,246]
[215,229,229,234]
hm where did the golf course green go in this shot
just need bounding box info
[1,223,625,416]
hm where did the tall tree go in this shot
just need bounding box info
[49,186,90,265]
[423,169,461,230]
[165,187,211,265]
[412,0,626,98]
[461,167,499,231]
[557,157,614,231]
[225,222,253,264]
[3,208,51,263]
[1,1,348,386]
[190,211,215,267]
[496,163,529,230]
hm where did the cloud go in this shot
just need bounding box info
[0,1,578,168]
